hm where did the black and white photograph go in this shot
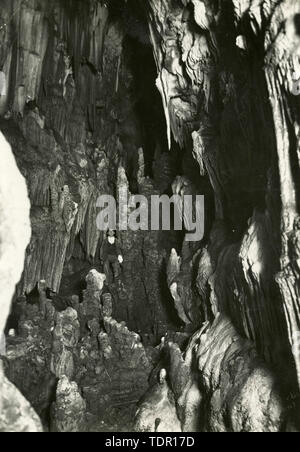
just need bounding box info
[0,0,299,435]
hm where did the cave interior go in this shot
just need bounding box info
[0,0,299,433]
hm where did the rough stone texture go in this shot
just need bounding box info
[0,132,31,333]
[51,308,80,379]
[135,369,182,432]
[197,315,284,432]
[3,283,57,423]
[77,312,153,420]
[0,362,42,432]
[0,132,42,432]
[79,270,106,322]
[4,269,154,429]
[0,0,124,294]
[51,376,87,432]
[147,0,300,412]
[135,314,285,432]
[0,0,178,346]
[115,156,179,338]
[167,247,202,327]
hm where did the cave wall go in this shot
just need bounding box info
[0,131,42,432]
[133,0,300,432]
[135,314,286,432]
[0,0,181,340]
[146,0,300,380]
[0,0,150,294]
[0,0,182,431]
[0,0,119,294]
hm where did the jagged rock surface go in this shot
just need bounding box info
[147,0,300,415]
[135,369,182,432]
[0,132,42,432]
[0,0,178,344]
[4,270,154,429]
[51,376,87,433]
[135,314,285,432]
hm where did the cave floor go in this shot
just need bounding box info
[89,422,133,432]
[87,407,135,432]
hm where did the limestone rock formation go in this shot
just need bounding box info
[0,132,42,432]
[135,369,182,432]
[145,0,300,427]
[135,314,285,432]
[197,315,284,432]
[51,376,87,433]
[51,308,80,379]
[0,362,42,433]
[77,313,152,419]
[79,270,106,322]
[0,132,31,333]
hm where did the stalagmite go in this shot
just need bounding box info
[51,376,87,432]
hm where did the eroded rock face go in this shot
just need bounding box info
[167,247,201,327]
[4,298,56,423]
[4,269,154,430]
[51,308,80,379]
[0,1,128,295]
[78,312,152,419]
[197,315,284,432]
[51,376,87,433]
[0,132,31,333]
[147,0,300,413]
[79,270,106,322]
[0,132,42,432]
[0,362,42,433]
[0,0,177,346]
[135,314,285,432]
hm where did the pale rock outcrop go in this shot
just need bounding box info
[79,270,106,321]
[0,362,42,432]
[0,132,31,332]
[0,132,42,432]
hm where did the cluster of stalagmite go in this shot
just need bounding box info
[3,269,153,431]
